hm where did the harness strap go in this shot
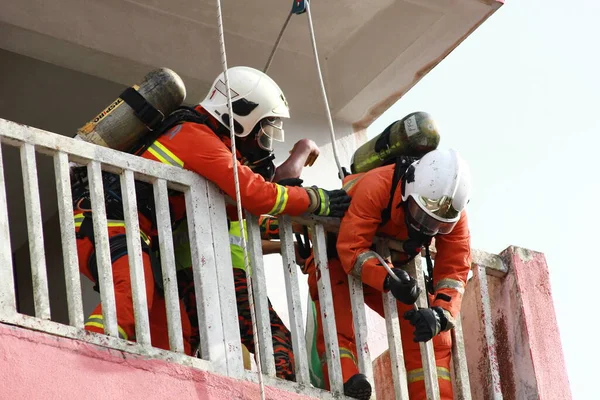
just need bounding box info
[119,87,164,131]
[380,156,418,227]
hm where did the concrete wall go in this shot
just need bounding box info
[461,246,571,400]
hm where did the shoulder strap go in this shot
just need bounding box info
[130,106,208,155]
[379,156,419,227]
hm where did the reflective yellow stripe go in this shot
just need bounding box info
[339,347,358,365]
[148,142,184,167]
[85,315,129,340]
[74,213,85,227]
[268,184,288,215]
[75,215,150,245]
[406,367,451,384]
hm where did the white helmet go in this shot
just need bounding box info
[402,148,472,235]
[200,66,290,151]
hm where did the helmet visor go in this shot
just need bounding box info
[405,196,458,236]
[257,117,284,151]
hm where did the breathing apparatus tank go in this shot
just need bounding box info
[76,68,186,152]
[350,111,440,174]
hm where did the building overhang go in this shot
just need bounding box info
[0,0,503,130]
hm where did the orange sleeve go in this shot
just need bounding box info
[431,211,471,317]
[153,123,311,216]
[336,174,391,292]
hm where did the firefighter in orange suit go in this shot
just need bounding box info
[307,149,472,400]
[72,66,350,355]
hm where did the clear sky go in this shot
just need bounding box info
[366,1,599,397]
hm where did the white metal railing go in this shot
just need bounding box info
[0,117,508,399]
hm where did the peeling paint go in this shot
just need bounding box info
[515,247,534,263]
[494,314,516,400]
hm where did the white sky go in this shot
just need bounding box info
[366,1,599,398]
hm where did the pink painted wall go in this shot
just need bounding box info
[462,246,572,400]
[501,247,572,400]
[0,323,318,400]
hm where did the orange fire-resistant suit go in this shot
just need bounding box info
[307,164,471,399]
[75,106,312,353]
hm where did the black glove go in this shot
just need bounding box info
[306,187,351,217]
[384,268,420,305]
[277,177,304,187]
[403,306,448,342]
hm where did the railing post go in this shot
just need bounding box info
[348,275,374,388]
[473,263,503,400]
[278,215,310,384]
[20,143,51,320]
[312,223,344,395]
[120,170,151,346]
[378,242,410,400]
[184,179,229,375]
[406,255,440,400]
[451,314,472,399]
[246,213,277,377]
[205,182,244,377]
[87,160,118,338]
[153,178,184,353]
[0,141,16,316]
[54,152,84,328]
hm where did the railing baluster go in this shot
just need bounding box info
[54,152,83,328]
[348,276,374,385]
[120,169,151,346]
[21,143,51,320]
[406,255,440,400]
[205,182,243,377]
[87,160,118,337]
[312,223,344,395]
[246,213,276,377]
[185,179,229,374]
[153,178,184,353]
[278,215,310,384]
[474,264,503,400]
[451,313,472,399]
[0,140,16,316]
[379,242,410,399]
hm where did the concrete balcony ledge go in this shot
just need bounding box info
[0,323,322,400]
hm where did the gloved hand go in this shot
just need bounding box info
[305,186,351,218]
[384,268,420,304]
[403,306,448,342]
[277,177,304,187]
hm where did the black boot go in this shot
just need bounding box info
[343,373,372,400]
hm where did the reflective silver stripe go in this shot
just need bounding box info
[229,234,243,247]
[441,308,456,331]
[435,278,465,294]
[407,367,451,383]
[351,251,379,279]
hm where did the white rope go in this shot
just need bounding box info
[214,1,266,398]
[305,1,345,181]
[264,12,293,73]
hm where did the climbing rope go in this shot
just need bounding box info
[264,0,345,181]
[214,1,266,399]
[304,1,345,181]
